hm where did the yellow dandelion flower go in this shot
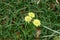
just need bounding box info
[25,16,32,23]
[28,12,35,18]
[33,19,41,27]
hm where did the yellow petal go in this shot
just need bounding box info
[25,16,32,23]
[28,12,35,18]
[33,19,41,27]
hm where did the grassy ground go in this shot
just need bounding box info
[0,0,60,40]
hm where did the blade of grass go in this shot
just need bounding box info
[42,25,60,34]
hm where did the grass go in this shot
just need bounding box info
[0,0,60,40]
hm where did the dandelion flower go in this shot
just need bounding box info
[33,19,41,27]
[25,16,32,23]
[28,12,35,18]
